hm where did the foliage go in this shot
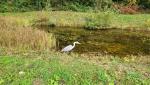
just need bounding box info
[85,12,114,29]
[0,0,113,12]
[0,0,51,12]
[0,0,150,12]
[124,71,150,85]
[138,0,150,9]
[113,0,150,10]
[94,0,113,11]
[62,2,92,12]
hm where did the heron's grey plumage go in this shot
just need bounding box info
[61,41,80,52]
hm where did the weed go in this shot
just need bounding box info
[85,12,114,30]
[123,71,149,85]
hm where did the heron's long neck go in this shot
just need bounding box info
[73,42,76,47]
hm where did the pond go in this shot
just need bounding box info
[40,27,150,56]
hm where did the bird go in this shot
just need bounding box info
[61,41,81,52]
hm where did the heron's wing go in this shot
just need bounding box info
[61,45,73,52]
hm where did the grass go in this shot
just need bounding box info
[85,12,113,29]
[0,11,150,85]
[0,16,56,52]
[0,52,149,85]
[0,11,150,30]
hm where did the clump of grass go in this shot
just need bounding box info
[143,19,150,30]
[0,17,56,51]
[123,71,149,85]
[32,11,55,27]
[0,16,30,27]
[85,12,114,30]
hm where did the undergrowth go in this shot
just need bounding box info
[0,52,149,85]
[0,16,56,51]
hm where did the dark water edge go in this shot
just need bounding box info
[39,27,150,56]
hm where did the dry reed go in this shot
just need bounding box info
[0,16,56,51]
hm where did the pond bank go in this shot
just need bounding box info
[1,11,150,30]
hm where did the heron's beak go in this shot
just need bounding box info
[78,42,81,44]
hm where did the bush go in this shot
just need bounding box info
[85,12,113,30]
[62,2,92,12]
[138,0,150,9]
[94,0,113,11]
[0,0,51,12]
[119,5,139,14]
[0,0,113,12]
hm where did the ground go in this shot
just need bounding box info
[0,11,150,85]
[0,51,150,85]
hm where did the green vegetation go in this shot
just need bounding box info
[0,16,56,52]
[85,12,113,29]
[0,0,150,12]
[0,52,149,85]
[0,1,150,84]
[0,0,113,12]
[1,11,150,30]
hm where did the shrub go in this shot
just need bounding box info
[62,2,92,12]
[85,12,113,30]
[94,0,113,11]
[113,3,139,14]
[0,0,113,12]
[138,0,150,9]
[119,5,139,14]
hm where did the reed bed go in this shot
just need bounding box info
[0,16,56,51]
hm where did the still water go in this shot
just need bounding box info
[40,27,150,56]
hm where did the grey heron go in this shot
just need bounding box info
[61,41,81,52]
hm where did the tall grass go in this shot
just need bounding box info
[0,16,56,51]
[85,12,114,29]
[0,16,31,27]
[32,11,55,27]
[1,11,150,30]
